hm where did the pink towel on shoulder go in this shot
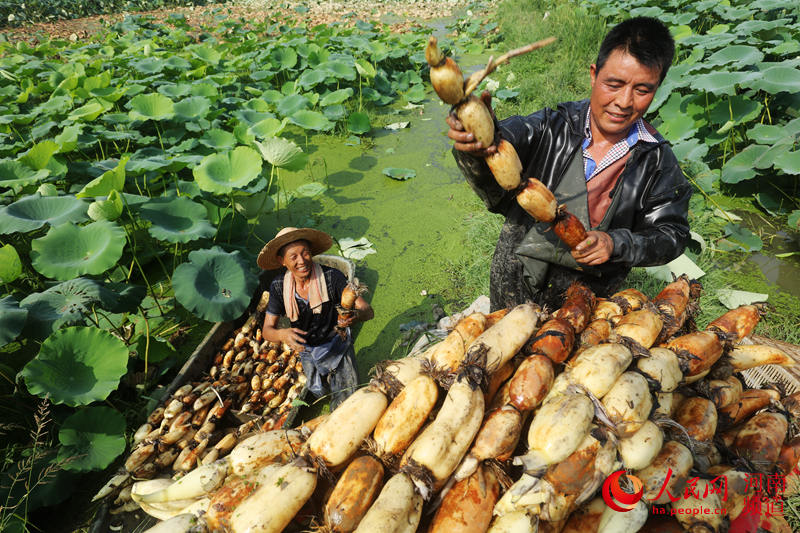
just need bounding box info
[282,261,329,322]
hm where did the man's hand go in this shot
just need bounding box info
[446,91,497,156]
[281,328,307,352]
[571,231,614,266]
[338,312,357,329]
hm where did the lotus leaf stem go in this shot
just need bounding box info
[122,225,165,316]
[682,169,734,224]
[139,305,151,384]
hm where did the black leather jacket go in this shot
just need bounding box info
[454,99,692,308]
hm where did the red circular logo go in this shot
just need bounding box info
[602,470,644,512]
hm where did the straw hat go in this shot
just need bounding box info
[257,227,333,270]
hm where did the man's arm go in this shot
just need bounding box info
[607,151,692,267]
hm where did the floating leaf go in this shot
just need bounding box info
[290,109,334,131]
[0,244,22,283]
[644,253,705,282]
[0,296,27,346]
[57,407,126,471]
[320,88,354,106]
[140,196,215,243]
[76,156,128,198]
[129,93,175,121]
[720,144,769,183]
[338,237,377,260]
[385,122,410,130]
[382,167,416,180]
[193,146,263,195]
[295,182,326,197]
[718,223,763,252]
[717,289,768,310]
[19,326,129,406]
[0,194,88,234]
[0,160,50,193]
[172,247,258,322]
[347,112,370,134]
[254,138,308,170]
[31,221,126,280]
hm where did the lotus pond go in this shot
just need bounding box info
[1,0,800,530]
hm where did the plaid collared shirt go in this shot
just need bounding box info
[582,107,657,182]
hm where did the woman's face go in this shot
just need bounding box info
[279,240,313,280]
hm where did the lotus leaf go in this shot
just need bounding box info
[671,138,709,162]
[720,144,769,183]
[37,183,58,196]
[76,156,128,198]
[193,146,262,195]
[0,244,22,283]
[31,120,57,140]
[297,69,327,89]
[254,138,307,170]
[690,71,751,96]
[55,125,81,153]
[129,93,175,121]
[0,160,50,192]
[158,83,192,99]
[190,83,219,100]
[31,220,126,280]
[747,119,800,144]
[233,191,271,219]
[271,47,297,69]
[57,406,126,471]
[347,112,370,134]
[249,117,289,139]
[404,85,426,103]
[788,210,800,230]
[717,289,768,310]
[132,336,175,363]
[19,326,129,406]
[321,88,354,106]
[166,56,192,71]
[235,109,275,126]
[383,167,416,180]
[68,100,110,122]
[746,66,800,94]
[705,45,764,67]
[173,96,211,120]
[339,237,377,260]
[774,149,800,176]
[276,94,310,117]
[20,140,59,170]
[0,194,88,234]
[290,109,333,131]
[756,190,790,216]
[198,128,237,150]
[172,246,258,322]
[88,190,124,221]
[324,105,346,121]
[0,296,27,345]
[140,196,215,243]
[295,182,326,197]
[708,95,761,126]
[645,254,705,283]
[355,58,376,78]
[719,223,762,252]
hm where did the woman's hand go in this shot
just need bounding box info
[571,231,614,265]
[281,328,307,352]
[446,91,497,156]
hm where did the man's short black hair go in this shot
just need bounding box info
[595,17,675,84]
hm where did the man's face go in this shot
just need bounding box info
[589,48,661,143]
[280,240,313,280]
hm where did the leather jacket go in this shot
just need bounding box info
[453,99,692,307]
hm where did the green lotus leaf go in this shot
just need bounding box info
[132,56,165,74]
[320,60,356,81]
[355,58,376,78]
[57,406,126,471]
[249,117,289,139]
[193,146,263,194]
[129,93,175,121]
[191,44,221,65]
[788,210,800,230]
[746,66,800,94]
[718,222,762,252]
[158,83,192,99]
[347,112,370,134]
[31,121,57,140]
[717,289,768,310]
[0,194,88,234]
[271,47,297,69]
[20,140,60,170]
[774,149,800,175]
[76,156,128,198]
[671,138,709,163]
[68,100,110,122]
[31,221,126,280]
[324,105,346,121]
[383,167,416,180]
[132,336,175,363]
[19,326,129,406]
[90,87,127,103]
[0,296,27,346]
[37,183,59,196]
[254,138,308,170]
[321,88,354,106]
[140,196,215,243]
[708,95,761,126]
[705,45,764,67]
[297,69,327,89]
[0,160,50,193]
[720,144,769,183]
[0,244,22,283]
[295,182,326,197]
[172,246,258,322]
[756,190,790,216]
[87,189,123,221]
[290,109,334,131]
[747,118,800,144]
[752,140,794,170]
[233,191,271,219]
[276,94,310,117]
[690,71,751,96]
[198,128,237,151]
[191,83,219,99]
[166,56,192,71]
[55,125,81,153]
[173,96,211,120]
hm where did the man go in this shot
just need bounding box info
[448,16,691,310]
[259,227,373,406]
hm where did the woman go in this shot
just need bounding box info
[258,227,373,407]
